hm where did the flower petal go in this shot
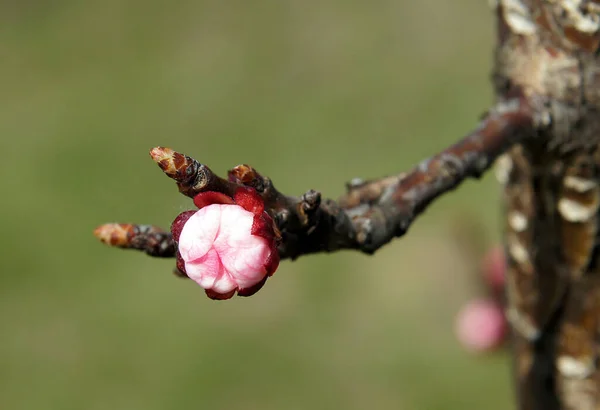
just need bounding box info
[178,206,222,262]
[214,206,270,289]
[211,269,238,294]
[185,247,221,289]
[171,210,196,242]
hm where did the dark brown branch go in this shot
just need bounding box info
[94,97,534,261]
[361,97,536,249]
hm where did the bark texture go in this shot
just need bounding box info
[494,1,600,409]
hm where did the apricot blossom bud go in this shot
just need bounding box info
[455,298,507,353]
[171,188,280,300]
[482,245,506,291]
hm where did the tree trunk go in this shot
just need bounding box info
[493,1,600,409]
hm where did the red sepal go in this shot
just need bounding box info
[173,267,188,278]
[251,213,280,241]
[237,275,268,297]
[175,251,188,277]
[250,212,280,277]
[193,192,235,209]
[263,249,280,277]
[251,214,271,240]
[205,289,236,300]
[234,186,264,215]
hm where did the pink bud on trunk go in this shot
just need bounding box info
[455,298,507,352]
[482,245,506,291]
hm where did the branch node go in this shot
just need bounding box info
[228,164,265,192]
[301,189,321,212]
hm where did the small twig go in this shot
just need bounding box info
[94,224,175,257]
[95,97,535,263]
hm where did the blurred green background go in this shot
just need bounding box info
[1,1,510,409]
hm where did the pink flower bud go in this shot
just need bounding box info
[482,246,506,291]
[455,298,507,353]
[172,188,280,300]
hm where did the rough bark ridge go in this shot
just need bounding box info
[94,1,600,408]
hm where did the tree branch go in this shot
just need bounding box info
[95,97,534,263]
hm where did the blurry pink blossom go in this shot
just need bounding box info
[171,188,280,300]
[455,245,508,352]
[455,298,507,352]
[482,245,506,291]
